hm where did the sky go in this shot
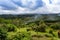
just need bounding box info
[0,0,60,14]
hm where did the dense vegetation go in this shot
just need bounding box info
[0,14,60,40]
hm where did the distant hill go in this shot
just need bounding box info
[0,13,60,21]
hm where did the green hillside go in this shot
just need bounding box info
[0,14,60,40]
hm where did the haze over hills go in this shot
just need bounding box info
[0,13,60,22]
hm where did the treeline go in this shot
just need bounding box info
[0,14,60,21]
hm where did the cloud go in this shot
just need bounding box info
[12,0,44,10]
[43,0,60,13]
[0,0,18,10]
[0,0,60,14]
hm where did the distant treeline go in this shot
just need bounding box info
[0,14,60,21]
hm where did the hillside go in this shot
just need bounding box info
[0,14,60,40]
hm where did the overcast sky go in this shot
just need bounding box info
[0,0,60,14]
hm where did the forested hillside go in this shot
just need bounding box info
[0,14,60,40]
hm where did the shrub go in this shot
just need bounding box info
[49,30,53,34]
[0,27,7,40]
[50,23,60,30]
[5,24,17,32]
[32,23,47,32]
[45,34,53,37]
[7,32,31,40]
[49,30,56,37]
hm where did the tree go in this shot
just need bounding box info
[32,20,47,32]
[2,24,17,32]
[50,23,60,30]
[0,27,7,40]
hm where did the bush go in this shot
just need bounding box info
[4,24,17,32]
[7,32,31,40]
[0,27,7,40]
[49,30,57,37]
[49,30,53,34]
[50,23,60,30]
[45,34,53,37]
[32,21,47,32]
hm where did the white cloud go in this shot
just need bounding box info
[0,0,60,14]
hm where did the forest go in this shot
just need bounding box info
[0,14,60,40]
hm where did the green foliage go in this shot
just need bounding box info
[0,17,60,40]
[6,24,17,32]
[32,20,47,32]
[0,24,16,32]
[45,34,53,37]
[38,20,47,32]
[0,27,7,40]
[7,32,31,40]
[50,23,60,30]
[49,30,56,37]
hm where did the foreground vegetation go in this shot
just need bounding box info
[0,16,60,40]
